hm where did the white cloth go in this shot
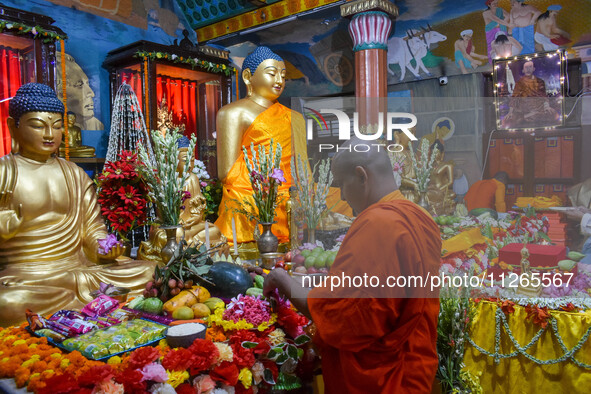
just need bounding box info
[581,213,591,236]
[534,32,559,51]
[453,174,469,196]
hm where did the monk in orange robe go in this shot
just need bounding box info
[464,171,508,213]
[264,139,441,392]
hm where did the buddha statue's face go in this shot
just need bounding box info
[9,111,63,161]
[67,113,76,126]
[247,59,286,101]
[177,148,195,173]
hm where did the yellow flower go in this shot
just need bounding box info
[167,370,189,388]
[50,353,62,359]
[214,342,233,363]
[59,359,70,369]
[107,355,122,365]
[28,344,37,349]
[13,339,26,346]
[239,368,252,389]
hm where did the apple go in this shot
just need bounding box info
[305,256,317,269]
[285,251,293,262]
[307,267,319,274]
[293,254,306,267]
[294,266,307,274]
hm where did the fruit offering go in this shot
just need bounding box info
[288,247,336,274]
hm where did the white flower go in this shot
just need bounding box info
[171,54,178,60]
[150,383,176,394]
[6,24,13,29]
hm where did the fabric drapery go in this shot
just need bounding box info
[117,69,143,112]
[156,75,198,141]
[0,46,22,157]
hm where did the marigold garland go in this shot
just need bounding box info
[134,50,234,76]
[60,39,69,161]
[0,20,67,42]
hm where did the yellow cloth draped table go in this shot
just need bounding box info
[464,300,591,393]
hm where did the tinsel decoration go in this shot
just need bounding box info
[105,82,154,163]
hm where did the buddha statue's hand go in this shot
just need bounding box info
[0,191,23,241]
[97,243,124,262]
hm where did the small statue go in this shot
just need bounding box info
[517,244,542,296]
[58,111,95,157]
[0,83,156,327]
[426,140,456,215]
[394,128,420,203]
[138,138,227,262]
[173,29,197,50]
[156,99,185,136]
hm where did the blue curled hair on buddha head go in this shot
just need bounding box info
[177,135,191,149]
[9,83,65,126]
[242,46,283,75]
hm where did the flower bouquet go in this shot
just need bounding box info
[136,129,197,226]
[96,151,149,242]
[291,154,332,241]
[408,138,439,193]
[229,140,286,225]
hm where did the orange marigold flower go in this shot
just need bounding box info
[14,367,30,388]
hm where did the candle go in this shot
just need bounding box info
[231,216,238,255]
[205,221,210,249]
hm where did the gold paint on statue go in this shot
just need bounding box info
[156,99,185,136]
[0,111,155,327]
[393,128,419,202]
[58,112,95,158]
[138,147,226,262]
[427,143,457,215]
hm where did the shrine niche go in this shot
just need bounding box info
[103,41,233,177]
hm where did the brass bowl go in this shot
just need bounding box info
[260,252,285,270]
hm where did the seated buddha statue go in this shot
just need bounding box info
[0,83,156,327]
[426,140,456,215]
[214,46,308,245]
[138,138,226,262]
[58,111,95,157]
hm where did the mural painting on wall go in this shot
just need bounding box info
[219,0,590,97]
[56,53,104,130]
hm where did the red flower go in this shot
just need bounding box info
[562,303,578,312]
[162,348,194,371]
[187,339,219,374]
[230,340,256,369]
[128,346,161,370]
[77,365,114,387]
[114,369,147,393]
[235,386,254,394]
[210,361,239,386]
[525,304,551,329]
[500,300,515,315]
[176,383,197,394]
[118,185,142,204]
[37,372,79,394]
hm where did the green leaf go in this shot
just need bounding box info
[241,341,259,349]
[194,265,210,276]
[294,334,310,345]
[537,231,552,243]
[297,348,304,359]
[287,344,298,359]
[263,369,275,385]
[276,353,288,365]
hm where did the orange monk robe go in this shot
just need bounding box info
[464,178,506,212]
[308,191,441,393]
[216,103,308,244]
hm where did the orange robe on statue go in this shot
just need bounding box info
[216,103,303,244]
[464,178,506,212]
[308,191,441,393]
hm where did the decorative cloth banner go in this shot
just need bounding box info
[464,301,591,392]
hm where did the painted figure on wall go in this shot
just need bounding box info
[56,53,104,131]
[387,27,446,81]
[509,0,541,55]
[534,5,571,51]
[490,32,522,59]
[482,0,512,63]
[454,30,488,74]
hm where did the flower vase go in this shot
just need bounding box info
[257,222,278,254]
[160,225,182,263]
[418,191,430,211]
[307,227,316,244]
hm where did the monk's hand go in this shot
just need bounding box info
[263,268,289,298]
[0,190,22,240]
[564,207,586,222]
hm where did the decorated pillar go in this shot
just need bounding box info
[341,0,398,128]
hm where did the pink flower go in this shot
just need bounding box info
[91,379,124,394]
[193,374,216,394]
[141,363,168,383]
[270,168,286,184]
[98,233,121,254]
[201,181,207,187]
[393,163,401,172]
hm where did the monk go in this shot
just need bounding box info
[264,138,441,393]
[0,83,155,327]
[215,46,308,244]
[463,171,508,212]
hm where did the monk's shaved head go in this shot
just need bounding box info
[331,138,398,215]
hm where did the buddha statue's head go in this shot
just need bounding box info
[177,135,195,173]
[242,46,286,101]
[429,139,445,162]
[7,83,65,161]
[394,126,416,148]
[66,111,77,127]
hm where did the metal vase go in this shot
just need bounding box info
[418,191,430,211]
[160,225,182,263]
[257,222,278,254]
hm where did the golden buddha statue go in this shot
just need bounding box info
[157,99,184,137]
[138,140,227,262]
[0,83,155,327]
[393,128,419,203]
[214,46,308,245]
[58,111,95,158]
[426,140,456,215]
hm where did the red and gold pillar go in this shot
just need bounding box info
[341,0,398,128]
